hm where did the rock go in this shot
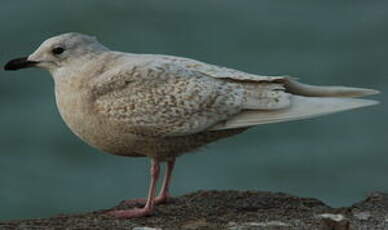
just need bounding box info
[228,221,290,230]
[1,190,388,229]
[180,219,214,229]
[133,227,161,230]
[353,211,371,221]
[318,213,350,230]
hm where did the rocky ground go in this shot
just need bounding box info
[1,190,388,230]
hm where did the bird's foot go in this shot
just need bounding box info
[106,207,153,218]
[121,194,170,206]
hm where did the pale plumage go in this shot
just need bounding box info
[93,54,291,136]
[91,52,377,138]
[4,33,379,218]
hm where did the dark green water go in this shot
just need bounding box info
[0,0,386,221]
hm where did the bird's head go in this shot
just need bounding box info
[4,32,108,73]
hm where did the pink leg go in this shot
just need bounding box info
[121,159,176,206]
[108,159,160,218]
[155,159,175,203]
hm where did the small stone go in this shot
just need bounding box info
[319,213,345,222]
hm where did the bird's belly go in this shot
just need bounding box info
[55,86,247,160]
[58,104,247,160]
[59,101,248,160]
[118,128,248,160]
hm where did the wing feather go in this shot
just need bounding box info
[93,56,245,137]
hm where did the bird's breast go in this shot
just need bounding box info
[54,81,142,157]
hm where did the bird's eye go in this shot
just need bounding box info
[52,47,65,55]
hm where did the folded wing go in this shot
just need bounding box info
[94,54,379,134]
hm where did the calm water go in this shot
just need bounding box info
[0,0,387,221]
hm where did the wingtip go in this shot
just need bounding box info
[365,99,380,106]
[366,89,380,96]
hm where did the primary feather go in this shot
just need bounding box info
[211,96,378,130]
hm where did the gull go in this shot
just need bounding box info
[4,33,379,218]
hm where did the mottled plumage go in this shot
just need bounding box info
[52,47,298,160]
[4,33,379,218]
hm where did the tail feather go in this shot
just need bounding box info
[284,78,379,98]
[211,96,379,131]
